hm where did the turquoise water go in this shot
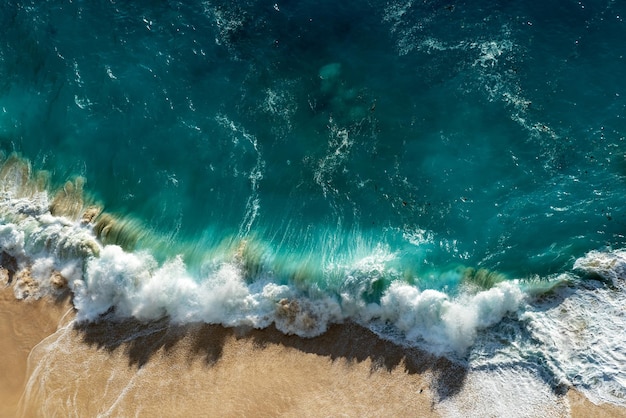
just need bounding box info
[4,1,626,276]
[2,0,626,408]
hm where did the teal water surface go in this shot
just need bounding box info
[2,1,626,404]
[3,0,625,282]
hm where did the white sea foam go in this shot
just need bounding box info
[215,114,265,237]
[524,287,626,406]
[314,119,353,197]
[206,3,246,55]
[519,250,626,406]
[0,183,525,352]
[262,85,297,132]
[2,178,626,407]
[70,237,526,354]
[368,280,526,355]
[436,367,569,418]
[0,223,26,259]
[456,250,626,409]
[573,249,626,286]
[70,243,341,336]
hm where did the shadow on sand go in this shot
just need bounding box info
[75,317,468,401]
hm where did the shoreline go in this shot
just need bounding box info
[0,289,74,418]
[1,286,624,417]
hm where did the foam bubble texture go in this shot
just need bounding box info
[0,186,531,352]
[371,281,525,355]
[2,173,626,409]
[520,250,626,406]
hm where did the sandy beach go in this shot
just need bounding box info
[1,286,624,418]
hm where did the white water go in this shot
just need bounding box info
[1,163,625,409]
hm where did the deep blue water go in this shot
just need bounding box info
[1,0,626,407]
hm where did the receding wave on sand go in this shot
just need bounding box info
[1,286,624,418]
[1,153,626,417]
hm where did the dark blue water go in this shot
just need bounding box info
[1,0,626,408]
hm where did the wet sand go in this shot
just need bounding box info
[0,286,624,418]
[0,289,73,418]
[567,390,626,418]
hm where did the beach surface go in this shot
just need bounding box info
[1,286,623,418]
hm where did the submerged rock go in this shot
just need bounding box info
[81,205,102,224]
[49,178,86,220]
[14,268,38,299]
[276,298,316,331]
[318,62,342,81]
[49,271,68,290]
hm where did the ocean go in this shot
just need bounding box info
[1,0,625,416]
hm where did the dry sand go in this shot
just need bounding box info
[0,286,624,418]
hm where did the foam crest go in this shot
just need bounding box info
[97,245,528,347]
[522,279,626,406]
[0,156,342,337]
[0,178,533,351]
[508,249,626,406]
[573,249,626,286]
[5,154,625,373]
[0,224,26,260]
[0,218,95,301]
[70,244,342,337]
[73,246,155,320]
[372,281,526,355]
[0,162,534,353]
[0,155,157,255]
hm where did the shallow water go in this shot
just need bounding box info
[1,0,626,411]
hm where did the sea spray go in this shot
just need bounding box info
[0,154,526,350]
[2,149,626,409]
[375,280,525,355]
